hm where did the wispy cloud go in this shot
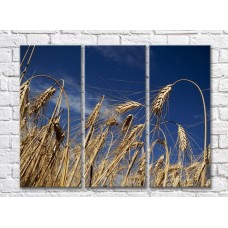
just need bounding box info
[30,76,82,115]
[192,109,211,121]
[93,46,144,69]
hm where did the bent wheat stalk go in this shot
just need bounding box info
[172,79,207,186]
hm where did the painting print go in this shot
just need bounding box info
[85,46,146,187]
[149,46,210,187]
[19,44,210,189]
[20,46,81,187]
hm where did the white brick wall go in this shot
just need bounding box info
[0,30,228,197]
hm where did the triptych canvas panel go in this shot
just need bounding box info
[20,45,210,188]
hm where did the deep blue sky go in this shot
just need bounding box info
[20,46,81,138]
[85,46,145,124]
[150,46,210,163]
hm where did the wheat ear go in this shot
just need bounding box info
[29,86,56,115]
[151,84,172,115]
[178,124,188,152]
[85,96,104,129]
[115,101,141,114]
[121,114,133,133]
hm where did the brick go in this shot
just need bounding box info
[0,179,19,193]
[12,48,19,62]
[0,30,11,34]
[0,150,19,163]
[51,35,97,45]
[131,30,154,34]
[0,165,11,178]
[27,35,50,45]
[12,107,19,120]
[0,35,26,47]
[9,92,19,106]
[0,121,19,135]
[11,135,19,149]
[155,30,198,35]
[0,75,8,91]
[219,192,228,197]
[201,30,223,35]
[149,35,167,44]
[219,108,228,120]
[0,48,12,62]
[0,107,12,120]
[97,35,120,45]
[218,164,228,177]
[8,77,19,91]
[12,165,19,179]
[190,36,228,48]
[211,123,228,134]
[219,49,228,63]
[211,78,218,92]
[211,177,227,191]
[0,62,19,76]
[212,94,228,106]
[197,193,219,197]
[20,192,58,197]
[0,92,20,106]
[211,164,217,176]
[167,36,189,44]
[211,49,219,63]
[212,63,228,78]
[219,135,228,148]
[61,30,83,34]
[93,191,149,197]
[83,30,130,35]
[13,30,57,34]
[212,149,228,163]
[165,192,196,197]
[0,135,10,148]
[121,35,149,44]
[211,135,218,149]
[219,78,228,91]
[211,107,219,120]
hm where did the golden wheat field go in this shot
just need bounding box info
[20,45,210,188]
